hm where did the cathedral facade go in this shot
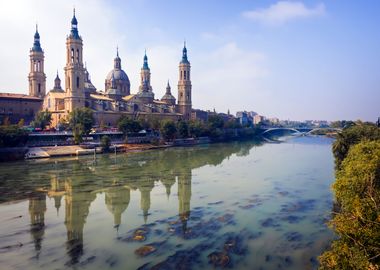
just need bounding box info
[34,10,192,127]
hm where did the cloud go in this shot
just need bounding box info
[242,1,326,25]
[192,43,269,113]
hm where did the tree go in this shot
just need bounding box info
[69,108,94,135]
[208,115,225,129]
[17,118,25,127]
[57,117,69,131]
[319,141,380,269]
[31,109,52,130]
[189,120,207,138]
[332,123,380,168]
[177,121,189,138]
[0,125,29,147]
[117,115,142,134]
[160,120,177,141]
[100,135,111,152]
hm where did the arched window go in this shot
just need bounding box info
[76,49,79,63]
[71,48,74,63]
[76,77,79,88]
[48,99,51,108]
[38,83,41,93]
[34,61,37,72]
[68,76,70,87]
[184,70,187,80]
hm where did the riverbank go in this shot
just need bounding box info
[0,143,175,162]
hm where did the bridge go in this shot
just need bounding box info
[260,127,341,137]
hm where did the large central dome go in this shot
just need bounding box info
[106,69,129,81]
[105,50,131,96]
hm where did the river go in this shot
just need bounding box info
[0,136,335,269]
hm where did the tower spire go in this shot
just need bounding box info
[70,8,80,39]
[143,50,149,69]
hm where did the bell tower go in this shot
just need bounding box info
[177,42,192,120]
[64,9,86,112]
[28,25,46,98]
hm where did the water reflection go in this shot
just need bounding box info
[0,138,335,269]
[1,142,260,266]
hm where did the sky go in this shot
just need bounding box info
[0,0,379,121]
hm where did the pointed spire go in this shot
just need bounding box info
[143,50,149,69]
[54,71,62,90]
[70,8,80,39]
[32,24,42,52]
[166,80,171,94]
[114,47,121,69]
[181,41,189,64]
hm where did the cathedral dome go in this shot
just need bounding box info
[106,69,130,82]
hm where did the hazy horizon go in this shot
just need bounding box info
[0,0,379,122]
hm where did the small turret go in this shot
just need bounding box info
[161,80,176,105]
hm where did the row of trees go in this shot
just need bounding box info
[117,114,258,142]
[319,123,380,269]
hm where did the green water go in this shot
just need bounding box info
[0,137,335,270]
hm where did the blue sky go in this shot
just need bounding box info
[0,0,379,121]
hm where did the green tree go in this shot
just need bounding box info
[0,125,29,147]
[117,115,142,134]
[189,120,207,138]
[332,123,380,168]
[177,121,189,138]
[100,135,111,152]
[31,109,52,130]
[208,114,225,129]
[319,141,380,270]
[160,120,177,141]
[68,108,94,144]
[69,108,94,135]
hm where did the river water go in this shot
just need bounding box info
[0,136,335,270]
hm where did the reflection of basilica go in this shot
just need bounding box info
[28,192,46,255]
[23,142,259,264]
[105,185,130,229]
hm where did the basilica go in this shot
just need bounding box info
[28,10,192,127]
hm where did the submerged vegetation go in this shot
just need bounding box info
[319,123,380,269]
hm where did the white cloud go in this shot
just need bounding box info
[192,43,269,113]
[242,1,326,25]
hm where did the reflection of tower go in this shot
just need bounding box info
[28,192,47,254]
[139,183,154,223]
[64,179,96,265]
[161,174,176,199]
[47,176,65,215]
[105,186,130,229]
[177,170,192,233]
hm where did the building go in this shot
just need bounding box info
[0,25,44,125]
[40,10,193,127]
[0,10,193,128]
[253,115,264,125]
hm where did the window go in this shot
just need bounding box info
[71,48,74,63]
[48,99,51,108]
[184,70,187,80]
[76,77,79,88]
[76,49,79,63]
[38,83,41,93]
